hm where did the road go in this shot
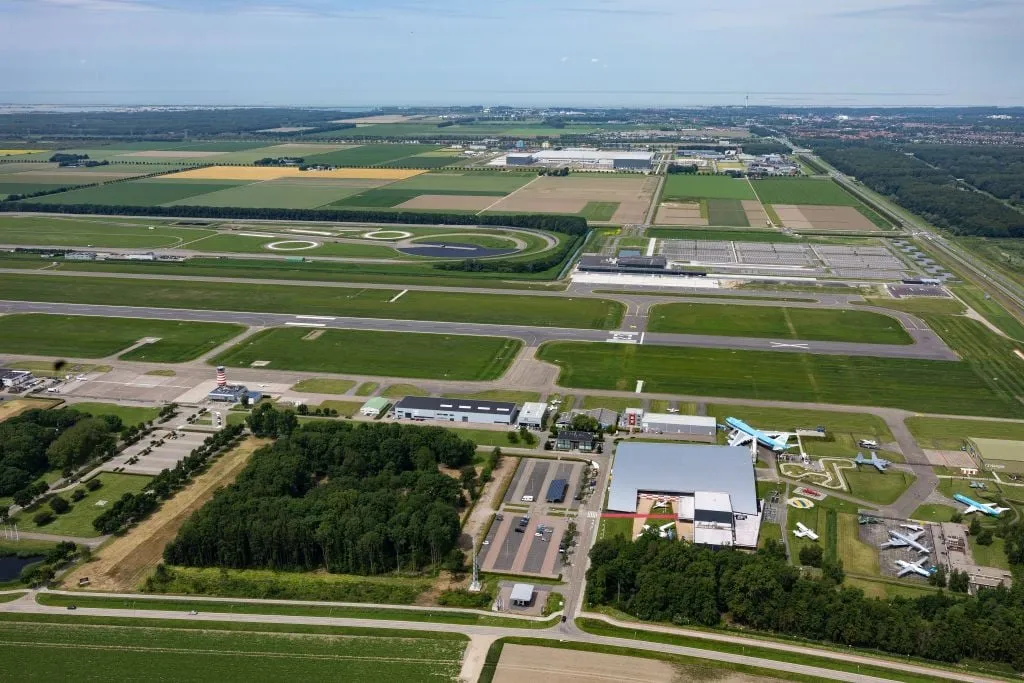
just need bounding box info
[0,298,956,360]
[0,591,1001,683]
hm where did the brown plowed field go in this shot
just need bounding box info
[774,204,878,231]
[487,175,658,223]
[398,194,497,210]
[654,201,707,226]
[61,436,270,592]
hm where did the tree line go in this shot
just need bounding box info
[806,140,1024,238]
[587,533,1024,670]
[164,420,475,575]
[910,144,1024,207]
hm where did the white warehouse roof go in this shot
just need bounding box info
[518,402,547,422]
[695,491,732,513]
[533,149,654,162]
[510,583,534,603]
[642,414,716,428]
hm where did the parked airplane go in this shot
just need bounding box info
[793,522,819,541]
[857,439,880,449]
[725,417,795,452]
[895,557,936,578]
[854,451,891,472]
[881,528,931,554]
[901,524,924,532]
[953,494,1010,517]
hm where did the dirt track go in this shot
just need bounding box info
[62,436,270,592]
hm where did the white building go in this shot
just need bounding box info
[0,368,33,388]
[640,413,717,441]
[517,402,547,430]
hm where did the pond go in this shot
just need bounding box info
[0,554,44,582]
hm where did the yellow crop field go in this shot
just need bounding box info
[164,166,425,181]
[0,149,46,156]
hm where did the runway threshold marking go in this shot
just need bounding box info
[635,380,645,393]
[388,289,409,303]
[285,322,326,328]
[607,331,638,344]
[295,315,336,320]
[769,342,810,350]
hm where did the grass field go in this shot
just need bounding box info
[537,342,1020,418]
[164,180,366,209]
[13,473,151,537]
[0,215,216,249]
[705,198,750,227]
[911,504,958,523]
[844,469,915,505]
[163,165,424,181]
[861,297,966,315]
[598,516,633,539]
[0,314,245,362]
[291,378,357,394]
[661,175,755,201]
[355,382,380,396]
[953,284,1024,342]
[71,401,161,425]
[388,172,532,193]
[301,144,442,167]
[904,416,1024,450]
[647,303,911,344]
[646,228,801,243]
[182,233,400,258]
[23,180,245,206]
[0,618,464,682]
[214,328,521,380]
[579,201,619,221]
[0,274,623,329]
[381,383,428,398]
[750,178,862,206]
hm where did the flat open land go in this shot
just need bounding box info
[751,178,862,206]
[0,274,623,329]
[0,215,217,248]
[389,172,533,193]
[214,328,522,380]
[0,314,245,361]
[398,194,497,210]
[742,199,769,226]
[647,303,912,344]
[906,416,1024,450]
[494,644,677,683]
[485,175,659,223]
[0,398,59,423]
[161,166,425,181]
[774,205,879,231]
[654,201,707,226]
[14,472,152,537]
[661,175,757,201]
[0,618,465,682]
[23,180,248,207]
[164,178,377,209]
[537,342,1020,417]
[62,437,269,592]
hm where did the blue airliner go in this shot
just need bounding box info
[724,417,793,452]
[953,494,1009,517]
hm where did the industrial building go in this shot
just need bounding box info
[969,438,1024,475]
[0,368,33,388]
[607,443,761,548]
[500,149,653,170]
[640,413,717,441]
[577,255,706,279]
[517,402,548,430]
[393,396,518,425]
[359,397,390,418]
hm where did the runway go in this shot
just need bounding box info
[0,299,958,360]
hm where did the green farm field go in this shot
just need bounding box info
[0,314,245,361]
[647,228,799,243]
[13,473,151,537]
[301,144,442,167]
[661,175,756,201]
[165,179,367,209]
[23,180,247,206]
[0,618,464,682]
[647,302,912,344]
[214,328,521,380]
[751,178,862,206]
[706,199,750,226]
[0,274,621,328]
[537,342,1021,417]
[332,187,506,208]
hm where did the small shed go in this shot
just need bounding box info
[509,583,535,607]
[360,397,390,417]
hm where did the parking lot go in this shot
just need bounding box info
[102,428,209,476]
[480,512,567,579]
[502,458,583,509]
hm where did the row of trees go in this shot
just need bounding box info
[808,140,1024,238]
[586,534,1024,669]
[164,421,472,575]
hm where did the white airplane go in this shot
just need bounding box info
[793,522,819,541]
[901,523,924,533]
[953,494,1010,517]
[881,528,931,555]
[896,558,936,578]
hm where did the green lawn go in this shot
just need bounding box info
[580,395,642,413]
[214,328,520,381]
[905,416,1024,450]
[647,303,911,344]
[185,233,400,259]
[13,473,152,537]
[0,215,216,249]
[861,297,966,315]
[661,175,756,201]
[708,404,894,441]
[0,314,245,362]
[291,378,357,394]
[446,427,518,449]
[579,201,619,221]
[537,342,1019,418]
[0,274,622,329]
[381,384,429,398]
[969,535,1011,570]
[70,402,161,425]
[911,504,958,523]
[952,284,1024,342]
[24,180,244,206]
[317,400,365,417]
[844,469,916,506]
[751,178,862,206]
[355,382,380,396]
[0,618,464,682]
[598,516,633,540]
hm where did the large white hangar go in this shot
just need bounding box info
[609,443,762,549]
[503,149,653,170]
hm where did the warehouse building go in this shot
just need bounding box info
[393,396,518,425]
[640,413,717,442]
[608,443,761,548]
[359,397,390,418]
[517,402,548,430]
[0,368,33,388]
[506,152,535,166]
[969,438,1024,475]
[497,149,653,170]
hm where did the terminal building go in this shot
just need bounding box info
[607,443,762,548]
[393,396,518,425]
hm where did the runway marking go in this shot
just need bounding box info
[285,322,326,328]
[295,315,336,320]
[639,332,645,345]
[635,380,644,393]
[769,342,810,349]
[606,331,638,344]
[389,289,409,303]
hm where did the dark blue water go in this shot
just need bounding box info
[0,555,43,582]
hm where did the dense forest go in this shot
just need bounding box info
[587,534,1024,670]
[0,408,120,498]
[910,145,1024,206]
[807,140,1024,238]
[164,420,474,575]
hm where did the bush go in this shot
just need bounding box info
[977,528,994,546]
[49,495,70,514]
[33,510,55,526]
[85,478,102,491]
[798,543,823,567]
[71,488,86,502]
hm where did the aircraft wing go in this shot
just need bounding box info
[896,564,914,578]
[728,431,752,447]
[882,537,908,549]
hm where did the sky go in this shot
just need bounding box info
[0,0,1021,107]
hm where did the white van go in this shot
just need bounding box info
[521,495,534,503]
